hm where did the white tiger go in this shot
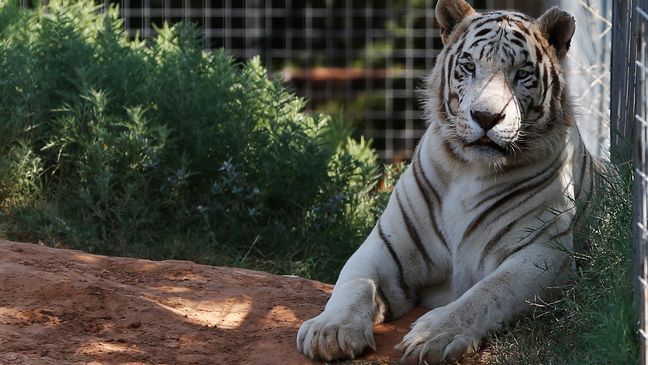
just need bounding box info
[297,0,595,363]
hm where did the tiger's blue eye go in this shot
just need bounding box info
[515,69,530,79]
[463,62,476,74]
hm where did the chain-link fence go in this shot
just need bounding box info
[611,0,648,362]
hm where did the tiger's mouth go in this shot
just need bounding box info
[466,136,507,154]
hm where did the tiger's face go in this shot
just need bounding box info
[426,1,575,168]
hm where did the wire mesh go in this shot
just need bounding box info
[562,0,612,160]
[611,0,648,362]
[103,0,538,161]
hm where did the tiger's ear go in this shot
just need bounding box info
[435,0,476,45]
[537,7,575,59]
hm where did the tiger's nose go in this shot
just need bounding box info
[470,110,505,131]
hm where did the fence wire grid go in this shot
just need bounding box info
[564,0,612,160]
[612,0,648,362]
[98,0,537,161]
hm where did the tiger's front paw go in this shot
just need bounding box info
[296,309,375,361]
[396,307,481,364]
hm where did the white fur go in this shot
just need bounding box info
[297,5,591,364]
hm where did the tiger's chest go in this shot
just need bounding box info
[439,177,485,252]
[441,176,485,267]
[433,164,569,274]
[417,174,501,301]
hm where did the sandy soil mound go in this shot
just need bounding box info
[0,241,490,364]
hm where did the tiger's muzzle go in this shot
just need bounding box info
[459,72,522,154]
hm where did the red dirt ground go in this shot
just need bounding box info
[0,240,490,364]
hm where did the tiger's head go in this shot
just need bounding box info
[424,0,576,168]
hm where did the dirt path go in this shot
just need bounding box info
[0,241,490,364]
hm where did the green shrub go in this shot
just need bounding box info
[0,0,400,282]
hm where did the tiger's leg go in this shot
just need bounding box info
[296,227,417,361]
[397,239,571,364]
[297,162,449,361]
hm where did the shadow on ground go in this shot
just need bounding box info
[0,241,493,364]
[0,241,464,364]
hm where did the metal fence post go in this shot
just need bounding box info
[612,0,648,363]
[636,2,648,362]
